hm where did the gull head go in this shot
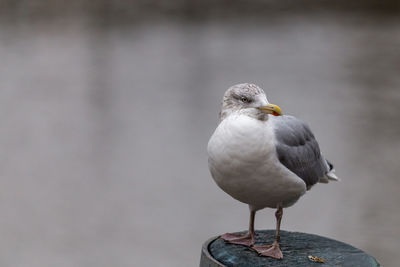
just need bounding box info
[220,83,282,120]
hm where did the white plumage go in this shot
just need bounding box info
[208,114,306,210]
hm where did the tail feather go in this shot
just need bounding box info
[326,160,339,181]
[326,169,339,181]
[319,159,339,183]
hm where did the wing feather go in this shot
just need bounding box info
[273,116,329,188]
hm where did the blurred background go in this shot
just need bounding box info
[0,1,399,266]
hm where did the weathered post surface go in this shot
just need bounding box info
[200,230,380,267]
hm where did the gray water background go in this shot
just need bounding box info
[0,6,400,267]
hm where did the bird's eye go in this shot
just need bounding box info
[241,97,249,103]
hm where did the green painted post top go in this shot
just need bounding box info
[200,230,380,267]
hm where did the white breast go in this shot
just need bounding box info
[207,114,306,210]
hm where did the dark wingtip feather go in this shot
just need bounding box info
[326,160,334,171]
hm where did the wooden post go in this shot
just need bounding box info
[200,230,380,267]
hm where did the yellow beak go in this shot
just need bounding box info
[257,103,283,116]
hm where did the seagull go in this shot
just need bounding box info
[207,83,338,259]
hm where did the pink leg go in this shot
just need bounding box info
[253,206,283,259]
[221,210,256,247]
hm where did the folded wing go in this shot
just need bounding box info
[273,115,333,189]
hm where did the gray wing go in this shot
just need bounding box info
[273,115,329,188]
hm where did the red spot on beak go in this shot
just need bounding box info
[272,111,280,116]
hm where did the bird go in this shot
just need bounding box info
[207,83,338,259]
